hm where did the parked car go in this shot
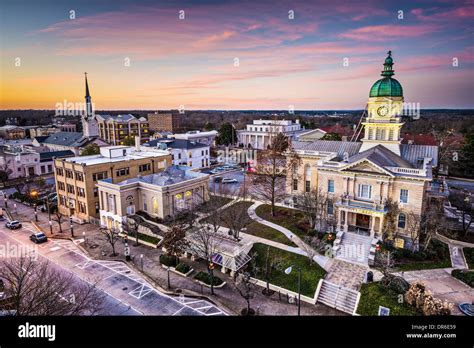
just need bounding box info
[210,169,221,174]
[5,221,22,230]
[214,177,223,183]
[29,232,47,244]
[222,178,238,184]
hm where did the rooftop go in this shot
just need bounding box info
[59,146,169,166]
[105,165,208,187]
[145,138,208,150]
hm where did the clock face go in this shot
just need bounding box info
[377,106,389,116]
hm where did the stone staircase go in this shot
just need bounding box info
[315,279,360,315]
[335,232,373,265]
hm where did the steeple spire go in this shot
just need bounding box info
[84,72,92,119]
[381,50,395,78]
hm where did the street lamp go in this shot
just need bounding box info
[285,265,301,316]
[69,216,74,237]
[167,266,171,289]
[33,203,38,222]
[140,254,144,271]
[3,194,7,208]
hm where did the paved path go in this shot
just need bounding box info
[324,259,367,291]
[247,201,331,270]
[392,268,474,315]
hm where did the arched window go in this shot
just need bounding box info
[398,213,406,229]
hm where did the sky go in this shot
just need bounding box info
[0,0,473,110]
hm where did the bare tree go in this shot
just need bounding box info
[252,246,282,296]
[405,211,422,252]
[252,132,299,216]
[0,256,104,315]
[53,211,64,233]
[374,250,395,278]
[234,272,257,316]
[301,235,328,265]
[449,191,473,236]
[220,199,252,239]
[383,198,401,241]
[100,227,121,256]
[298,188,329,231]
[161,224,189,263]
[188,225,222,295]
[421,206,447,251]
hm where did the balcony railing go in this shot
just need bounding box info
[385,167,426,176]
[337,196,387,213]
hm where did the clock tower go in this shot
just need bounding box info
[359,51,404,156]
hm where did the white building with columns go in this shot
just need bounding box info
[237,119,302,149]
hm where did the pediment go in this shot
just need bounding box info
[341,160,391,176]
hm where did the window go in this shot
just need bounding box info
[328,180,335,193]
[93,187,98,197]
[75,172,84,181]
[92,171,107,181]
[77,187,85,197]
[152,197,159,215]
[116,167,130,177]
[139,163,151,172]
[95,202,100,214]
[189,152,192,158]
[376,128,381,140]
[206,150,208,155]
[398,213,406,229]
[305,180,310,193]
[41,166,46,174]
[358,184,372,199]
[66,184,75,194]
[327,202,334,215]
[58,182,65,191]
[400,189,408,204]
[201,150,204,156]
[389,129,394,141]
[293,179,298,191]
[202,159,205,167]
[368,128,373,140]
[65,170,73,179]
[78,201,87,214]
[178,153,181,160]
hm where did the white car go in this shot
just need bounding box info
[222,178,238,184]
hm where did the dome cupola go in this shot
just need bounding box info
[369,51,403,98]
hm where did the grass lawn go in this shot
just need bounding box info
[357,282,418,316]
[204,201,297,247]
[255,204,309,239]
[392,240,451,272]
[248,243,326,297]
[463,248,474,269]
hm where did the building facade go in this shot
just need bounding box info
[96,114,150,145]
[238,119,302,149]
[144,138,210,169]
[287,52,439,250]
[53,144,171,223]
[147,112,180,132]
[97,165,209,230]
[0,126,26,140]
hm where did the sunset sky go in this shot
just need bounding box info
[0,0,473,110]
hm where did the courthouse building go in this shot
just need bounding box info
[287,52,440,250]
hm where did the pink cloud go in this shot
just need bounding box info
[339,24,440,41]
[411,5,474,21]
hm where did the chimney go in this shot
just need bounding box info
[135,136,141,152]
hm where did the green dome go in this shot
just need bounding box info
[369,77,403,97]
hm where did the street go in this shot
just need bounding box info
[0,221,226,316]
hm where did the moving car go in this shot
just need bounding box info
[222,178,238,184]
[5,220,22,230]
[29,232,48,244]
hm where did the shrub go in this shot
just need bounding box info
[380,275,410,294]
[405,281,453,315]
[194,271,223,286]
[175,262,191,274]
[159,254,178,267]
[452,269,474,287]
